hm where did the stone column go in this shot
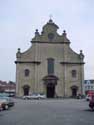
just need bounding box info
[34,42,38,92]
[80,64,84,95]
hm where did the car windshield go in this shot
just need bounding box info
[40,93,44,95]
[0,93,9,97]
[32,93,38,95]
[0,96,10,100]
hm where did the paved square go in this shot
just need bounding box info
[0,99,94,125]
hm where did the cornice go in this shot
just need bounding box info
[15,61,41,64]
[60,62,85,65]
[31,41,70,44]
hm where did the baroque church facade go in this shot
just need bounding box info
[15,19,84,98]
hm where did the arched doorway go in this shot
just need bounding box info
[71,85,78,98]
[43,75,58,98]
[23,85,30,96]
[47,84,55,98]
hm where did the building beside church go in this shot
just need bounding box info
[15,19,85,98]
[84,80,94,95]
[0,80,16,96]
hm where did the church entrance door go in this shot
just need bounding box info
[43,75,58,98]
[23,85,30,96]
[47,85,55,98]
[71,85,78,98]
[72,88,77,97]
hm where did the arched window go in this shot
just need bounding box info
[71,70,77,78]
[24,69,30,77]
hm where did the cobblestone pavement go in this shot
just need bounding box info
[0,98,94,125]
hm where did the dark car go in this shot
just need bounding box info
[0,96,14,107]
[0,93,14,107]
[0,99,9,110]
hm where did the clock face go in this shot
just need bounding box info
[48,33,54,40]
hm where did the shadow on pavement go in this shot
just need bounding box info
[84,109,94,112]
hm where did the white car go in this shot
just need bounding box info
[38,93,46,99]
[30,93,39,99]
[22,93,46,100]
[29,93,46,99]
[22,95,32,100]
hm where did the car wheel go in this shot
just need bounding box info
[5,105,9,110]
[0,107,3,111]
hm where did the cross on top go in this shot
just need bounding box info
[49,14,53,20]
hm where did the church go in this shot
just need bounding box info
[15,19,85,98]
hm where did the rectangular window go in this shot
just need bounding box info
[25,69,30,77]
[47,58,54,74]
[71,70,77,78]
[91,86,93,89]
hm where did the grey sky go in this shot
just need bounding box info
[0,0,94,82]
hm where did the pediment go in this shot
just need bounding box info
[31,19,70,43]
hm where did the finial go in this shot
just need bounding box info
[18,48,21,53]
[17,48,21,58]
[80,50,82,53]
[63,30,67,36]
[49,14,53,23]
[49,14,53,20]
[35,29,39,35]
[36,29,38,32]
[80,50,84,59]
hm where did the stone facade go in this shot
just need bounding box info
[15,19,85,98]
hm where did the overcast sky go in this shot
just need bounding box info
[0,0,94,82]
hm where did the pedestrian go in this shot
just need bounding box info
[89,95,94,110]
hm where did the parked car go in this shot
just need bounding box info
[0,93,9,97]
[0,96,14,107]
[0,99,9,110]
[86,95,91,101]
[30,93,40,99]
[38,93,46,99]
[86,91,94,101]
[30,93,46,99]
[22,93,46,100]
[22,95,32,100]
[0,93,14,107]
